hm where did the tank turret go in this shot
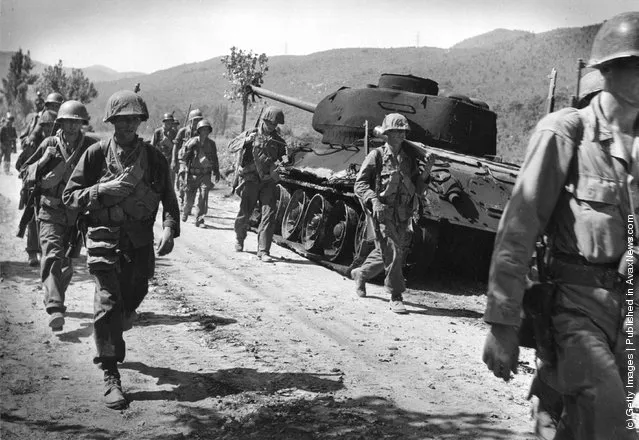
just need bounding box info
[246,73,518,279]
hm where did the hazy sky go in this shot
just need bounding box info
[1,0,636,73]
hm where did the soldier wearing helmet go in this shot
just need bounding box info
[20,92,65,144]
[232,106,289,262]
[62,90,180,411]
[181,119,220,227]
[482,12,639,439]
[174,108,203,204]
[0,112,17,174]
[151,112,178,187]
[20,100,98,332]
[352,113,434,314]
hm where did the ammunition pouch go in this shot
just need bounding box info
[86,225,120,270]
[519,282,557,366]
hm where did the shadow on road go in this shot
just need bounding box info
[145,394,525,440]
[1,413,115,440]
[121,362,344,403]
[135,311,237,328]
[362,294,483,319]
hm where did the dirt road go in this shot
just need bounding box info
[0,169,538,439]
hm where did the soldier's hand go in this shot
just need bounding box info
[482,324,519,381]
[156,227,174,256]
[97,176,135,197]
[372,198,385,222]
[40,145,58,164]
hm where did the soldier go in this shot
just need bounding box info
[34,91,45,113]
[151,112,177,187]
[21,101,97,331]
[173,109,203,206]
[233,106,288,262]
[527,68,605,440]
[0,112,17,175]
[20,92,64,144]
[62,90,180,410]
[181,119,220,226]
[482,12,639,439]
[16,110,58,267]
[351,113,433,314]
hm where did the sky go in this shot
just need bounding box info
[1,0,636,74]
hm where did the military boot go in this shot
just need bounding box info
[28,252,39,267]
[234,240,243,252]
[351,268,367,297]
[48,311,65,332]
[103,367,127,410]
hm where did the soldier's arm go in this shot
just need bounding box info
[484,112,580,327]
[210,140,220,178]
[354,150,380,209]
[62,143,105,211]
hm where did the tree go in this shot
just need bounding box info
[209,102,229,136]
[221,47,269,131]
[1,49,38,116]
[36,60,98,104]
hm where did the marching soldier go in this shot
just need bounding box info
[351,113,433,314]
[0,112,17,175]
[151,112,177,187]
[173,109,203,206]
[16,109,58,267]
[62,90,180,410]
[232,106,288,262]
[482,12,639,439]
[181,119,220,226]
[20,92,64,144]
[21,101,97,331]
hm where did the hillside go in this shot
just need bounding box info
[451,29,533,50]
[83,22,599,163]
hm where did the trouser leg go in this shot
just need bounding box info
[234,181,259,243]
[552,305,638,440]
[26,217,40,253]
[374,220,407,300]
[121,244,153,315]
[169,169,176,190]
[529,369,563,440]
[257,181,277,256]
[39,221,73,313]
[358,241,386,283]
[1,148,10,173]
[91,266,125,368]
[195,185,210,221]
[183,188,196,217]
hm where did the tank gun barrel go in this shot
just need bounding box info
[249,85,317,114]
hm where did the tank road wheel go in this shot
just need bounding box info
[274,184,291,235]
[324,200,358,262]
[352,212,376,269]
[281,189,308,242]
[302,194,333,254]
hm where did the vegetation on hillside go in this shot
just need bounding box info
[0,49,38,117]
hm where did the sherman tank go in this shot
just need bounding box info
[248,73,520,279]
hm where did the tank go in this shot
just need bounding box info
[248,73,520,279]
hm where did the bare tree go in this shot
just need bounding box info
[221,47,268,131]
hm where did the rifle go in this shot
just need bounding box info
[545,68,557,115]
[65,216,87,258]
[17,184,39,238]
[570,59,586,108]
[228,106,264,196]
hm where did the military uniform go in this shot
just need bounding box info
[182,132,219,225]
[485,100,639,439]
[0,120,17,174]
[22,130,97,319]
[354,142,424,303]
[233,124,287,259]
[174,124,199,204]
[151,125,177,187]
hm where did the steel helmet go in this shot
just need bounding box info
[380,113,410,134]
[162,113,175,122]
[262,106,284,125]
[196,119,212,132]
[588,12,639,67]
[188,109,203,121]
[39,110,58,124]
[576,70,605,108]
[45,92,64,105]
[56,100,90,124]
[103,90,149,123]
[5,112,15,121]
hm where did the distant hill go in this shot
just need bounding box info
[79,65,146,83]
[452,29,533,49]
[0,52,145,86]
